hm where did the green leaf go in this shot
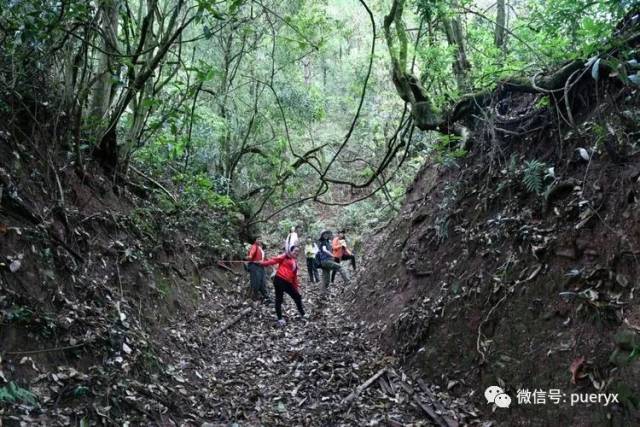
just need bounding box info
[73,386,90,398]
[229,0,245,14]
[522,160,546,194]
[0,382,38,406]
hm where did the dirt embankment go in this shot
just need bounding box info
[355,43,640,425]
[0,125,245,422]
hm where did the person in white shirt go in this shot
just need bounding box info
[284,225,300,255]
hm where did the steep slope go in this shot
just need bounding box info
[355,45,640,424]
[0,115,246,423]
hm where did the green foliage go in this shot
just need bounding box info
[280,84,326,123]
[522,159,547,194]
[592,122,608,147]
[129,208,157,238]
[336,202,384,232]
[613,382,640,410]
[535,96,551,109]
[2,305,33,322]
[3,0,633,254]
[435,216,449,242]
[278,218,299,235]
[431,134,467,167]
[1,0,87,57]
[417,42,461,102]
[174,172,235,210]
[411,0,625,111]
[0,382,38,406]
[433,181,460,243]
[525,0,622,59]
[73,386,90,398]
[495,154,519,194]
[154,272,172,297]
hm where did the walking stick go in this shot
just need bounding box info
[216,260,249,275]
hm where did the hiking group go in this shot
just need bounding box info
[245,226,356,326]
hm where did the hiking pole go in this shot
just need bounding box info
[217,260,251,269]
[216,260,250,275]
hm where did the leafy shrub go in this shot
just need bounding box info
[431,134,467,167]
[174,172,235,210]
[3,306,32,322]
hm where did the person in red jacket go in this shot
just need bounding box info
[260,245,305,326]
[330,230,356,284]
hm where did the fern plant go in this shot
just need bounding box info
[522,159,546,194]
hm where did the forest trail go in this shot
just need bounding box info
[157,262,477,426]
[2,1,638,425]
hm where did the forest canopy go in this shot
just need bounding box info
[0,0,635,233]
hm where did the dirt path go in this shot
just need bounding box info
[158,263,477,426]
[1,261,478,426]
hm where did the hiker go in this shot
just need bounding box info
[284,225,300,255]
[246,236,271,304]
[304,237,320,283]
[260,245,305,326]
[331,230,356,284]
[316,230,349,290]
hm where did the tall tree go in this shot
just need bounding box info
[441,1,471,91]
[90,0,120,122]
[495,0,507,51]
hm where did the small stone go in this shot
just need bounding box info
[555,247,576,259]
[584,249,598,259]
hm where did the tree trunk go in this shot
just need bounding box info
[217,33,232,181]
[90,0,119,121]
[62,42,76,109]
[302,57,311,85]
[495,0,506,51]
[442,10,471,91]
[322,58,327,87]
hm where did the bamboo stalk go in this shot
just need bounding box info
[213,307,252,335]
[341,367,387,406]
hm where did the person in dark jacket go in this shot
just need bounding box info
[260,246,305,326]
[246,236,270,303]
[316,231,349,290]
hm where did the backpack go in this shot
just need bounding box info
[315,238,331,263]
